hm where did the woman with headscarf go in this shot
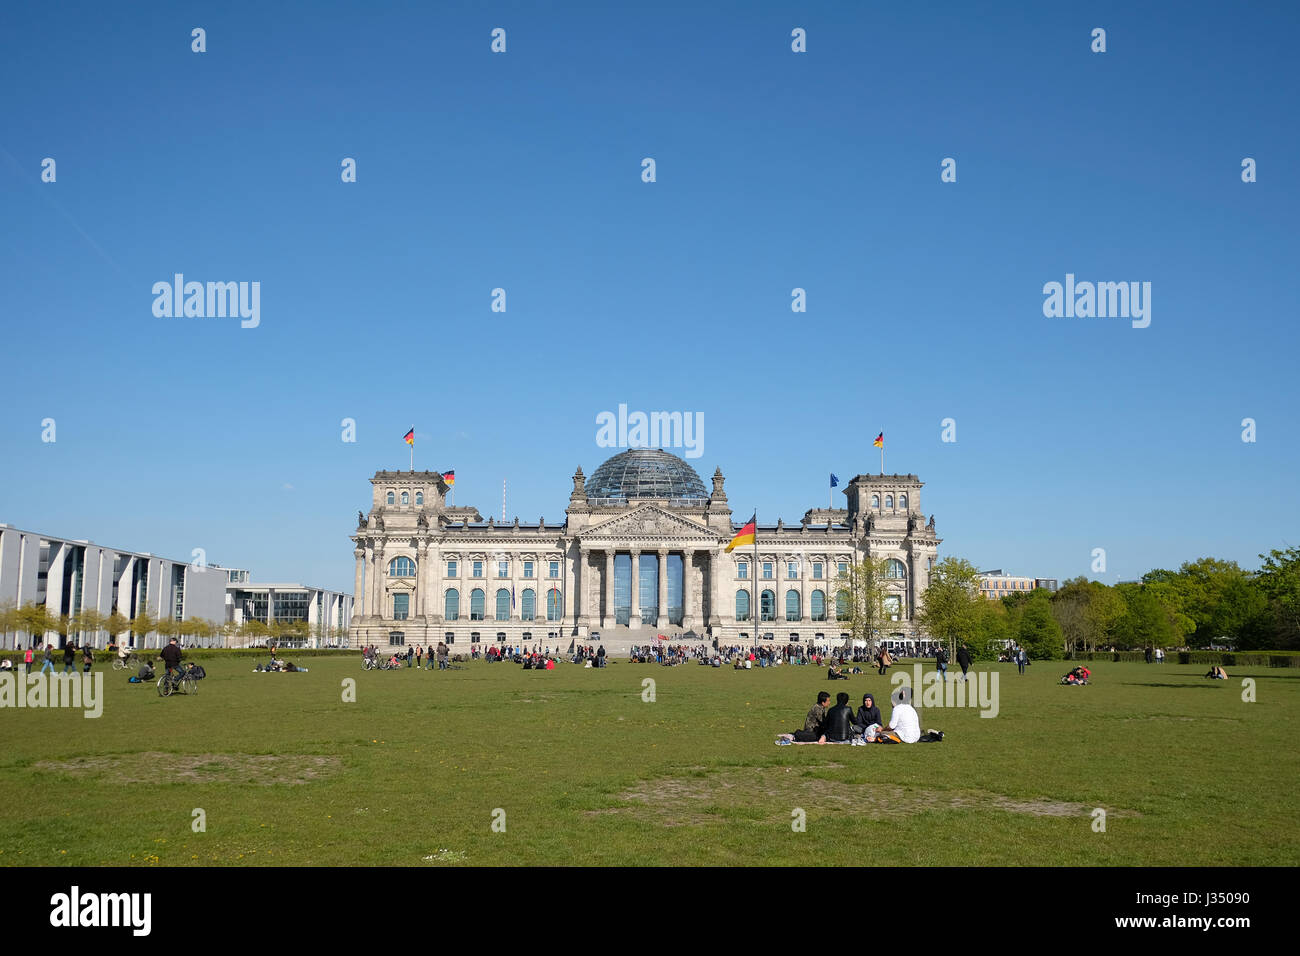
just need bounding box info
[855,692,882,738]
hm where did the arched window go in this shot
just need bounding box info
[415,491,423,505]
[785,589,801,621]
[445,589,459,621]
[388,556,416,577]
[496,589,510,621]
[735,590,751,621]
[761,589,776,622]
[885,559,907,579]
[386,491,395,505]
[522,588,535,620]
[899,493,908,510]
[400,491,409,505]
[470,588,485,621]
[811,589,826,621]
[546,588,563,621]
[836,590,850,618]
[885,495,894,509]
[870,494,879,508]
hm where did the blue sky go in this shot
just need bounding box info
[2,1,1297,593]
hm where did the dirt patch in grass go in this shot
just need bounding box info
[34,752,342,786]
[593,765,1140,826]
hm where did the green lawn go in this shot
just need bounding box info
[0,656,1295,866]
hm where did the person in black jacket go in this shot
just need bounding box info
[854,693,882,734]
[160,638,183,678]
[935,644,949,682]
[956,643,972,682]
[821,693,857,742]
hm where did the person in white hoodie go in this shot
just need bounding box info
[876,685,921,744]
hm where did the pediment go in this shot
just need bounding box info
[579,506,717,543]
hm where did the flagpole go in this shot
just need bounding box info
[410,426,415,472]
[752,510,759,646]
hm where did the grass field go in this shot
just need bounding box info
[0,655,1295,866]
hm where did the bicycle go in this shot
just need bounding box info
[157,663,200,697]
[113,653,141,671]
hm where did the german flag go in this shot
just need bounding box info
[873,432,884,448]
[725,514,756,553]
[441,470,455,487]
[403,428,415,445]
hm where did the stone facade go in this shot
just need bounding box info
[349,452,941,650]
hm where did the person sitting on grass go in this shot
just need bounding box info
[777,691,831,743]
[855,693,882,737]
[1205,665,1228,680]
[822,692,857,742]
[827,664,849,680]
[138,660,155,681]
[875,686,921,744]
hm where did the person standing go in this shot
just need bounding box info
[24,645,34,673]
[406,646,414,668]
[415,645,423,669]
[1155,647,1164,664]
[956,642,972,682]
[1144,646,1153,664]
[935,644,948,682]
[1016,646,1027,675]
[62,641,77,674]
[41,644,55,673]
[437,641,448,670]
[83,643,94,673]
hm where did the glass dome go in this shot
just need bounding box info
[585,449,708,501]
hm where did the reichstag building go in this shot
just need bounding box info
[349,449,940,650]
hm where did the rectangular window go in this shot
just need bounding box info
[549,561,559,579]
[838,562,848,576]
[813,562,823,579]
[498,560,508,578]
[762,562,773,579]
[738,562,748,579]
[447,560,458,578]
[473,561,483,578]
[524,561,534,578]
[393,594,409,620]
[787,562,798,579]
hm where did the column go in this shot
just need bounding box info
[708,550,721,629]
[353,549,365,616]
[370,547,385,621]
[681,550,691,629]
[629,549,641,628]
[657,549,668,628]
[603,550,614,628]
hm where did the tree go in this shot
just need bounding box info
[968,598,1012,660]
[1017,592,1064,659]
[130,611,157,648]
[1252,547,1300,649]
[1113,583,1179,649]
[0,600,17,649]
[72,609,106,648]
[105,609,131,648]
[917,556,982,658]
[835,558,890,649]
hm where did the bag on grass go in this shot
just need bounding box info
[918,730,944,743]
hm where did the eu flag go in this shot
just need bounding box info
[830,473,839,487]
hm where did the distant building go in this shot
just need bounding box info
[0,522,226,649]
[349,450,943,650]
[1034,578,1059,592]
[225,581,353,647]
[977,570,1038,600]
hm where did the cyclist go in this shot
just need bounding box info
[160,638,183,681]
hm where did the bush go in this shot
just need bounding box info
[1177,650,1300,667]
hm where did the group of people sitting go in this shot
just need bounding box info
[1060,665,1091,685]
[777,688,937,745]
[521,653,556,670]
[826,664,864,679]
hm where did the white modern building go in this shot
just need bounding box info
[224,579,353,648]
[0,522,227,649]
